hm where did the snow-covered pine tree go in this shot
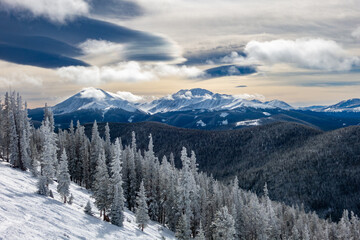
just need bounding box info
[109,138,125,227]
[43,103,55,132]
[92,149,110,220]
[135,181,150,231]
[8,108,20,168]
[194,222,206,240]
[38,118,57,195]
[212,206,236,240]
[89,120,102,188]
[57,149,71,203]
[104,123,112,169]
[37,175,48,196]
[176,214,190,240]
[84,200,93,216]
[262,183,279,238]
[177,147,195,238]
[110,187,125,227]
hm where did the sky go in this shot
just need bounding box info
[0,0,360,108]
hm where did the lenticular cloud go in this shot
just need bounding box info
[244,38,360,71]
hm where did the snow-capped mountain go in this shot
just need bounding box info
[51,88,294,115]
[264,100,293,110]
[302,98,360,112]
[138,88,293,113]
[322,98,360,112]
[52,87,139,115]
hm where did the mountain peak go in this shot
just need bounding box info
[52,88,138,115]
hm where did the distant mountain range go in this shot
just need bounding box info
[28,87,360,130]
[51,87,294,114]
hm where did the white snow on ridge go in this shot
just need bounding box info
[220,112,229,118]
[0,162,175,240]
[196,120,206,127]
[236,119,261,126]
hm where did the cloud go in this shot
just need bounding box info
[114,91,144,103]
[79,87,106,100]
[57,61,204,85]
[244,38,360,71]
[204,65,256,78]
[0,0,89,23]
[78,39,123,56]
[233,93,265,101]
[0,73,43,87]
[351,26,360,39]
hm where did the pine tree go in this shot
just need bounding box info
[194,222,206,240]
[57,149,71,203]
[37,175,48,196]
[93,149,110,220]
[90,120,102,188]
[176,214,190,240]
[212,206,236,240]
[104,123,112,168]
[68,194,74,205]
[109,138,125,227]
[9,108,20,168]
[84,200,93,216]
[38,118,57,195]
[135,181,150,231]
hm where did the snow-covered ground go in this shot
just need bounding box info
[0,162,175,240]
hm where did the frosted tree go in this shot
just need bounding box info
[110,187,125,227]
[38,118,57,195]
[212,206,236,240]
[84,200,93,216]
[90,120,103,187]
[37,175,48,196]
[262,183,279,238]
[135,181,150,231]
[176,214,190,240]
[20,101,32,170]
[57,149,71,203]
[93,149,110,220]
[337,210,351,239]
[177,147,197,238]
[104,122,112,169]
[194,222,206,240]
[109,138,125,227]
[43,103,54,132]
[9,109,20,168]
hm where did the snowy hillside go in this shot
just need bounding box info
[0,162,175,240]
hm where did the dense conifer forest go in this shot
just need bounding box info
[1,91,360,239]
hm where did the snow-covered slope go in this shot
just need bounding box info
[0,162,175,240]
[52,87,139,115]
[139,88,293,113]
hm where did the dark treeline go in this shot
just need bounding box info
[1,92,360,239]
